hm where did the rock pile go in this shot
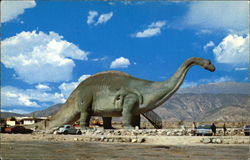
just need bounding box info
[79,128,190,137]
[200,137,223,144]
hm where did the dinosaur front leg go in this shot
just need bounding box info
[80,111,91,129]
[122,93,139,129]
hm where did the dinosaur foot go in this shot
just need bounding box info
[80,126,91,130]
[124,125,135,130]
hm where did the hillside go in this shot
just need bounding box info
[155,93,250,122]
[25,103,63,117]
[0,112,24,119]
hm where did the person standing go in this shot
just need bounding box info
[211,123,216,136]
[192,122,197,136]
[223,123,227,136]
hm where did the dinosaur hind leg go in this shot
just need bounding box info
[79,97,93,129]
[132,115,140,128]
[102,117,114,129]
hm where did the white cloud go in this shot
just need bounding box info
[110,57,131,68]
[87,11,113,26]
[212,76,233,83]
[184,1,249,31]
[213,34,249,64]
[1,86,66,108]
[149,21,166,28]
[203,41,215,51]
[95,12,113,25]
[135,28,161,38]
[1,109,30,114]
[1,0,36,23]
[2,31,89,83]
[181,81,198,88]
[87,11,98,25]
[133,21,166,38]
[35,84,51,91]
[92,56,107,61]
[181,76,233,88]
[235,67,248,71]
[59,74,91,98]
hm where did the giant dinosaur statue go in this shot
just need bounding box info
[31,57,215,130]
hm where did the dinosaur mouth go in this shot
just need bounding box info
[207,64,215,72]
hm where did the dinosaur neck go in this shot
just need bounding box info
[141,57,203,112]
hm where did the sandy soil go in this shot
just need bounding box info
[1,133,250,160]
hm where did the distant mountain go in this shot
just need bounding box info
[26,103,63,117]
[155,93,250,122]
[179,82,249,94]
[0,112,24,119]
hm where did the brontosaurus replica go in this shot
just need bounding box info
[31,57,215,130]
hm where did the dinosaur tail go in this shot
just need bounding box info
[25,90,80,131]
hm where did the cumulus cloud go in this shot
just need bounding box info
[95,12,113,25]
[110,57,131,68]
[87,11,113,26]
[1,31,89,83]
[35,84,51,91]
[213,34,249,64]
[1,86,66,108]
[235,67,248,71]
[1,0,36,23]
[203,41,215,51]
[59,74,91,98]
[87,11,98,25]
[184,1,249,31]
[133,21,166,38]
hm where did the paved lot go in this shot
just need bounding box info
[1,140,250,160]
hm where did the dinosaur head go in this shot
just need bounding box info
[202,59,215,72]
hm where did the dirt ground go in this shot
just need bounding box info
[1,133,250,160]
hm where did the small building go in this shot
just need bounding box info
[6,117,17,126]
[21,117,44,125]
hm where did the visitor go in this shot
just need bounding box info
[211,123,216,136]
[192,122,197,136]
[223,123,227,136]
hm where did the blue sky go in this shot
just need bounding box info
[1,1,249,114]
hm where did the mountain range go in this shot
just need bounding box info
[1,82,249,122]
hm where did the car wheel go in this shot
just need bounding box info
[77,130,82,135]
[63,131,68,135]
[245,132,249,136]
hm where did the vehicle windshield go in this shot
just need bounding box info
[245,125,250,128]
[197,125,211,129]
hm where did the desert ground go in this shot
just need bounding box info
[1,132,250,160]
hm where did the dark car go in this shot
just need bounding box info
[243,125,250,136]
[4,126,33,134]
[195,124,213,136]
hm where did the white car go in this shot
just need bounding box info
[57,125,82,135]
[195,125,213,136]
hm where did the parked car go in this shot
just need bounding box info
[56,125,82,135]
[243,125,250,136]
[195,124,213,136]
[4,126,33,134]
[0,125,6,133]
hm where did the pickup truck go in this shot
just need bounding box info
[56,125,82,135]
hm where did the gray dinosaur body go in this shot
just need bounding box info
[31,57,215,130]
